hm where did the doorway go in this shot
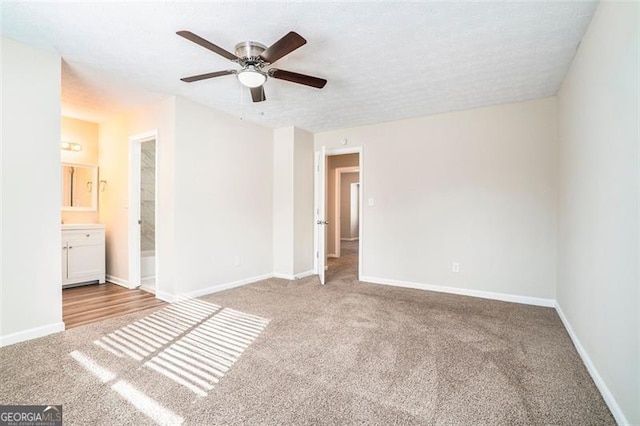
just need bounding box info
[315,147,363,285]
[333,166,359,258]
[129,131,158,293]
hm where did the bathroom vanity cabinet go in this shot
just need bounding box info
[61,224,106,287]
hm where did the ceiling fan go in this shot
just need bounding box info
[177,30,327,103]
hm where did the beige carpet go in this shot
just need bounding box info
[0,241,614,425]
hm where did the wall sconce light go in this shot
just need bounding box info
[61,141,82,152]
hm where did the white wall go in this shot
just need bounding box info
[129,98,176,296]
[61,117,99,166]
[273,127,295,276]
[100,97,273,299]
[272,126,315,278]
[173,97,273,295]
[1,38,63,344]
[315,97,558,301]
[293,127,314,275]
[99,113,133,285]
[557,1,639,423]
[99,98,175,292]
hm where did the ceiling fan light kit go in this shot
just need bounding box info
[237,66,267,88]
[177,30,327,102]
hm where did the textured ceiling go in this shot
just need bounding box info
[1,1,598,132]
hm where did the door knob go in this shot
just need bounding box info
[316,220,330,225]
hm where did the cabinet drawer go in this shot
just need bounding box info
[63,230,104,245]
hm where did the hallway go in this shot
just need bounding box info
[326,240,359,283]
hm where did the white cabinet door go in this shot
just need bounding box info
[67,236,103,282]
[62,227,106,286]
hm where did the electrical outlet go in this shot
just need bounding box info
[452,262,460,273]
[234,256,241,266]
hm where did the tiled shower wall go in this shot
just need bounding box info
[141,141,155,252]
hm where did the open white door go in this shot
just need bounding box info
[316,146,327,284]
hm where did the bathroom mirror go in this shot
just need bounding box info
[61,163,98,211]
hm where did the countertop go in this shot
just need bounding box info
[61,223,106,230]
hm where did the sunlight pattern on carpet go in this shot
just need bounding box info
[145,308,269,396]
[71,299,269,424]
[88,298,269,398]
[93,299,220,360]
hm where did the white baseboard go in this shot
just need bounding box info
[554,302,628,425]
[273,270,315,280]
[140,279,155,295]
[359,276,555,307]
[273,272,295,280]
[295,269,315,279]
[340,237,359,241]
[0,321,65,348]
[106,274,129,288]
[155,290,176,303]
[158,273,274,303]
[328,254,338,258]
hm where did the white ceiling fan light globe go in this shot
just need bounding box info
[237,66,267,88]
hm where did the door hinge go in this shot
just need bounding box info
[316,251,319,258]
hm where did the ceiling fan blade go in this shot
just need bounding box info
[259,31,306,64]
[180,70,236,83]
[250,86,266,103]
[177,30,238,61]
[269,69,327,89]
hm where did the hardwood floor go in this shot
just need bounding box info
[63,283,166,329]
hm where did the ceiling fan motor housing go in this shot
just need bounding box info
[235,41,267,66]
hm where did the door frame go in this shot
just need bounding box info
[314,147,327,284]
[314,146,364,282]
[128,130,158,290]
